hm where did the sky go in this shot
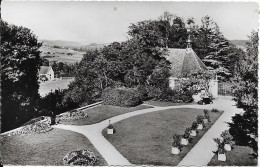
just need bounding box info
[2,1,259,44]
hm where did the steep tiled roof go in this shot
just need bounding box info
[39,66,50,74]
[165,48,207,78]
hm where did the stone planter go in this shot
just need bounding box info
[190,130,197,137]
[224,144,231,151]
[172,147,180,155]
[197,124,203,130]
[181,138,189,145]
[203,119,208,124]
[218,153,226,161]
[107,128,114,135]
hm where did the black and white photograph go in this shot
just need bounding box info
[0,0,259,166]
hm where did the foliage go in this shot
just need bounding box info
[182,127,192,142]
[229,31,258,157]
[172,134,182,148]
[107,124,114,129]
[221,130,234,145]
[196,115,205,124]
[211,108,219,113]
[204,109,210,121]
[63,150,97,166]
[191,122,198,130]
[39,89,79,117]
[102,87,142,107]
[213,138,226,154]
[1,20,42,132]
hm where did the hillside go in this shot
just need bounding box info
[40,45,85,64]
[39,40,106,64]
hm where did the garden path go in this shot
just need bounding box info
[53,96,242,166]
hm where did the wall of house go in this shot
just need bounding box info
[209,79,218,98]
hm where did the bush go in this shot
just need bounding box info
[63,150,97,166]
[102,87,142,107]
[147,87,194,103]
[211,108,219,113]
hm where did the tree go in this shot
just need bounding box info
[1,20,42,132]
[228,31,258,157]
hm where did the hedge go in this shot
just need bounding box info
[102,87,142,107]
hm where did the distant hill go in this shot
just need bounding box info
[230,40,248,51]
[230,40,248,46]
[40,39,106,51]
[40,40,82,47]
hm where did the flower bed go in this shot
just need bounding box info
[58,110,88,121]
[3,117,53,137]
[63,150,97,165]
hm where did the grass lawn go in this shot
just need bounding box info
[208,145,257,166]
[59,104,152,125]
[39,78,74,97]
[144,100,196,107]
[1,128,107,166]
[102,108,223,166]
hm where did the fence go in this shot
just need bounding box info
[218,82,233,96]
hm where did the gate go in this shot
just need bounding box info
[218,82,233,96]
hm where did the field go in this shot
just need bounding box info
[39,78,74,97]
[40,45,84,64]
[1,128,107,165]
[102,108,223,166]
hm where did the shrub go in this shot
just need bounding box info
[182,127,192,142]
[213,138,226,154]
[136,85,148,101]
[191,121,198,131]
[211,108,219,113]
[102,87,142,107]
[221,130,234,145]
[172,134,182,149]
[63,150,97,166]
[196,115,205,124]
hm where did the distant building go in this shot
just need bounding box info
[39,66,54,82]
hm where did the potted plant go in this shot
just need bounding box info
[190,122,197,137]
[221,130,234,151]
[214,138,227,161]
[203,109,210,123]
[107,120,114,135]
[196,115,204,130]
[172,134,181,155]
[181,128,191,145]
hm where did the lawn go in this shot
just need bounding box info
[144,100,196,107]
[102,108,223,166]
[0,128,107,166]
[59,104,152,125]
[39,78,74,97]
[208,145,257,166]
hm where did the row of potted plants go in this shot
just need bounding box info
[172,109,211,155]
[213,130,234,161]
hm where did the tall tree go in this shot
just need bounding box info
[229,31,258,157]
[1,20,42,132]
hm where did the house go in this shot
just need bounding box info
[165,37,218,98]
[39,66,54,82]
